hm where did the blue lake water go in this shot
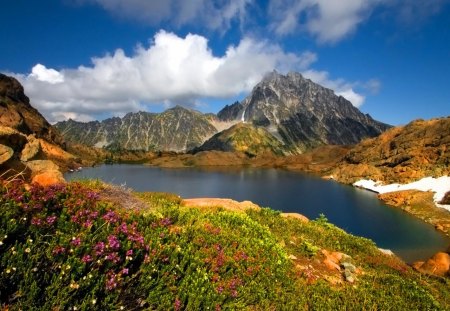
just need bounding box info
[66,164,450,263]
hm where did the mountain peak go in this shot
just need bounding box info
[218,71,390,152]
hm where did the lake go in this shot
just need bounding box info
[66,164,450,263]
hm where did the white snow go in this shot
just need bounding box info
[353,176,450,212]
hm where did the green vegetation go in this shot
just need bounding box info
[1,180,449,310]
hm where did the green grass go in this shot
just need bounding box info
[0,180,449,310]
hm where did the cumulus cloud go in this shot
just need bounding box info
[82,0,251,32]
[15,31,314,122]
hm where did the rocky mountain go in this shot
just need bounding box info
[194,123,286,156]
[55,106,219,152]
[332,117,450,184]
[218,71,390,152]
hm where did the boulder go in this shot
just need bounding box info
[281,213,309,223]
[20,136,41,162]
[415,252,450,276]
[25,160,65,186]
[0,144,13,164]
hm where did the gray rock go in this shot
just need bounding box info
[342,262,357,273]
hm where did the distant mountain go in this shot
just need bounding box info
[56,71,390,153]
[218,71,390,152]
[195,123,286,156]
[55,106,219,152]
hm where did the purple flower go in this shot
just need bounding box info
[106,252,120,263]
[108,235,120,250]
[121,268,129,275]
[31,217,43,226]
[52,246,66,255]
[94,242,105,255]
[83,219,93,228]
[160,217,172,227]
[217,286,224,294]
[103,211,118,224]
[46,215,57,225]
[118,222,128,234]
[71,237,81,247]
[174,298,182,311]
[81,254,93,263]
[105,273,117,290]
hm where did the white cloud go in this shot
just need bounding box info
[30,64,64,84]
[268,0,382,43]
[83,0,251,32]
[267,0,450,43]
[15,31,310,123]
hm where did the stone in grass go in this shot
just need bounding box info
[342,262,357,273]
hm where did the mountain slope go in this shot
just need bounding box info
[218,71,390,152]
[195,123,286,156]
[332,117,450,184]
[55,106,218,152]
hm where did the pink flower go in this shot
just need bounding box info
[174,298,182,311]
[46,215,57,225]
[121,268,129,275]
[71,237,81,247]
[126,249,133,256]
[81,254,93,263]
[103,211,118,224]
[106,252,120,263]
[105,273,118,291]
[52,245,66,255]
[108,235,120,250]
[31,217,43,226]
[94,242,105,255]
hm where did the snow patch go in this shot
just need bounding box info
[353,176,450,212]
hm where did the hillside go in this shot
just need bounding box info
[218,71,390,152]
[194,123,286,156]
[332,117,450,184]
[1,179,449,309]
[55,106,219,152]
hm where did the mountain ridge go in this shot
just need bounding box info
[55,71,390,154]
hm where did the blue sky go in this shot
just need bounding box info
[0,0,449,125]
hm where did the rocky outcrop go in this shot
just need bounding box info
[0,74,64,146]
[55,106,218,152]
[217,71,390,152]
